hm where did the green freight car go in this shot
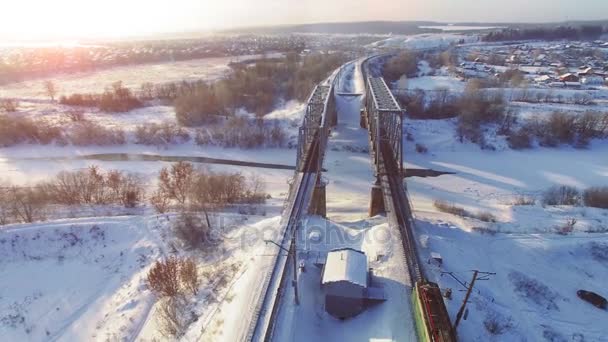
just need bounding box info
[411,281,457,342]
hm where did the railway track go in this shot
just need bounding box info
[244,74,336,342]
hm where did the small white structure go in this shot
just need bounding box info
[322,248,368,287]
[321,248,385,319]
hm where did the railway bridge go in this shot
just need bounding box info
[243,57,456,342]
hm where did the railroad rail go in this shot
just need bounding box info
[243,74,336,342]
[362,56,456,342]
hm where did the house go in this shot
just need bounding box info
[535,75,553,84]
[582,75,605,85]
[321,248,385,319]
[578,67,595,77]
[559,73,580,82]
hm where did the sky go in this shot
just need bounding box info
[1,0,607,41]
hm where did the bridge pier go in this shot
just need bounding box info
[310,178,327,218]
[369,179,385,217]
[360,109,367,129]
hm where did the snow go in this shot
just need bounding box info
[322,248,368,287]
[369,33,475,50]
[0,53,277,100]
[419,25,505,32]
[401,88,608,340]
[405,76,465,91]
[273,58,416,342]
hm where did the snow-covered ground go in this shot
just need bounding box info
[0,53,275,100]
[0,211,292,341]
[369,33,477,51]
[402,80,608,340]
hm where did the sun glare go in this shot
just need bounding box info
[2,0,179,41]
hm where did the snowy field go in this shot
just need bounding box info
[0,53,275,99]
[369,33,477,50]
[401,74,608,340]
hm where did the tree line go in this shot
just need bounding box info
[483,25,605,42]
[174,52,347,126]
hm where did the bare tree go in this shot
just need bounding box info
[172,212,209,250]
[0,98,19,112]
[158,162,195,206]
[148,257,182,298]
[44,80,58,102]
[179,258,199,295]
[156,297,190,338]
[150,189,170,213]
[10,186,46,223]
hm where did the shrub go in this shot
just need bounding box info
[383,51,419,81]
[179,258,199,295]
[483,313,513,335]
[68,121,125,146]
[513,195,535,206]
[475,211,497,223]
[10,186,47,223]
[42,166,143,207]
[556,218,577,235]
[583,187,608,209]
[158,162,196,206]
[0,98,19,112]
[0,115,62,147]
[195,118,287,149]
[150,189,171,214]
[155,296,191,338]
[172,212,209,250]
[434,200,467,217]
[508,271,559,311]
[415,143,428,154]
[148,257,182,298]
[61,81,143,112]
[542,185,580,206]
[508,129,532,149]
[135,121,190,147]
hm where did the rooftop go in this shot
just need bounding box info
[322,248,368,287]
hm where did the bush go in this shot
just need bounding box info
[513,195,535,206]
[179,258,199,295]
[508,129,532,149]
[556,218,577,235]
[0,115,62,147]
[383,51,419,81]
[195,118,286,149]
[415,143,428,154]
[155,296,191,338]
[42,166,144,207]
[583,187,608,209]
[542,185,580,206]
[172,212,209,250]
[60,81,143,112]
[433,200,467,217]
[0,98,19,112]
[509,271,559,311]
[68,121,125,146]
[148,257,182,298]
[135,121,190,147]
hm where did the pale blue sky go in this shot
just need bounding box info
[2,0,607,40]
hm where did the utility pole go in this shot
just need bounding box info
[452,270,496,331]
[453,270,478,330]
[290,237,300,305]
[264,238,300,305]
